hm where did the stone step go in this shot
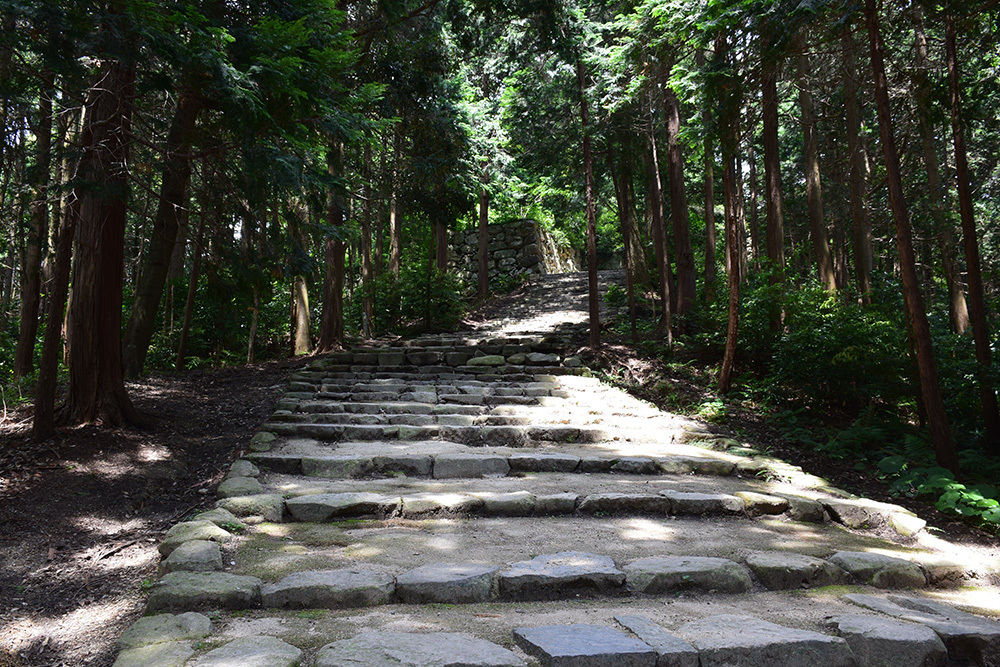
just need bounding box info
[146,545,946,616]
[116,590,1000,667]
[248,449,742,480]
[260,422,611,445]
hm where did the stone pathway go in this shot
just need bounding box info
[114,272,1000,667]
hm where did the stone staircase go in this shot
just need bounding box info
[113,273,1000,667]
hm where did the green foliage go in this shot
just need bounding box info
[882,458,1000,530]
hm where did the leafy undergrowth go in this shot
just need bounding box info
[589,284,1000,537]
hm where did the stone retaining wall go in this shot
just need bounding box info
[449,219,580,283]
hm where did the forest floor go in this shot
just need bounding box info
[1,273,997,666]
[0,360,298,667]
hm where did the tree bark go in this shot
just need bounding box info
[32,194,78,441]
[762,57,786,328]
[388,127,402,278]
[647,132,673,344]
[945,15,1000,454]
[361,143,374,337]
[434,218,448,272]
[842,25,873,303]
[865,0,959,474]
[477,186,489,299]
[14,75,53,377]
[716,33,740,395]
[292,275,312,355]
[913,7,969,333]
[796,35,836,291]
[696,48,717,303]
[576,57,600,348]
[65,55,139,425]
[663,80,695,314]
[175,210,205,370]
[121,92,203,377]
[318,140,347,352]
[608,147,638,340]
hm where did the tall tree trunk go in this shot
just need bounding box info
[762,57,786,328]
[748,144,759,263]
[865,0,959,474]
[608,147,638,341]
[796,35,837,291]
[388,127,402,278]
[32,194,78,441]
[696,48,718,303]
[434,218,448,272]
[647,132,673,344]
[576,57,600,348]
[121,92,202,378]
[247,286,260,364]
[65,51,139,426]
[717,33,740,395]
[619,156,649,289]
[361,144,374,338]
[14,75,53,377]
[292,275,311,355]
[843,25,873,303]
[663,80,696,314]
[719,153,741,394]
[477,185,489,300]
[913,7,969,333]
[318,141,347,351]
[945,15,1000,454]
[175,210,205,370]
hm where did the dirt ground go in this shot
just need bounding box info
[0,359,298,667]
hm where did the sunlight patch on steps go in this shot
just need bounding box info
[618,518,675,542]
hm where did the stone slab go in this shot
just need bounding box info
[190,635,302,667]
[500,551,625,600]
[192,507,244,530]
[535,493,579,515]
[828,551,926,588]
[285,493,400,522]
[216,494,285,521]
[302,455,374,478]
[744,552,848,590]
[577,493,672,516]
[513,624,656,667]
[434,453,511,479]
[116,612,212,649]
[402,493,485,515]
[474,491,535,516]
[508,453,581,473]
[824,614,946,667]
[373,454,434,477]
[659,491,744,516]
[159,521,232,557]
[229,460,261,477]
[614,615,699,667]
[844,594,1000,666]
[733,492,789,516]
[316,631,525,666]
[625,556,752,595]
[657,456,735,476]
[147,572,262,612]
[677,615,855,667]
[112,641,194,667]
[159,540,223,575]
[396,563,498,603]
[261,569,395,609]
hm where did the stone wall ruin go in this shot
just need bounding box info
[449,219,580,284]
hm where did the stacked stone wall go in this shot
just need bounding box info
[449,219,580,283]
